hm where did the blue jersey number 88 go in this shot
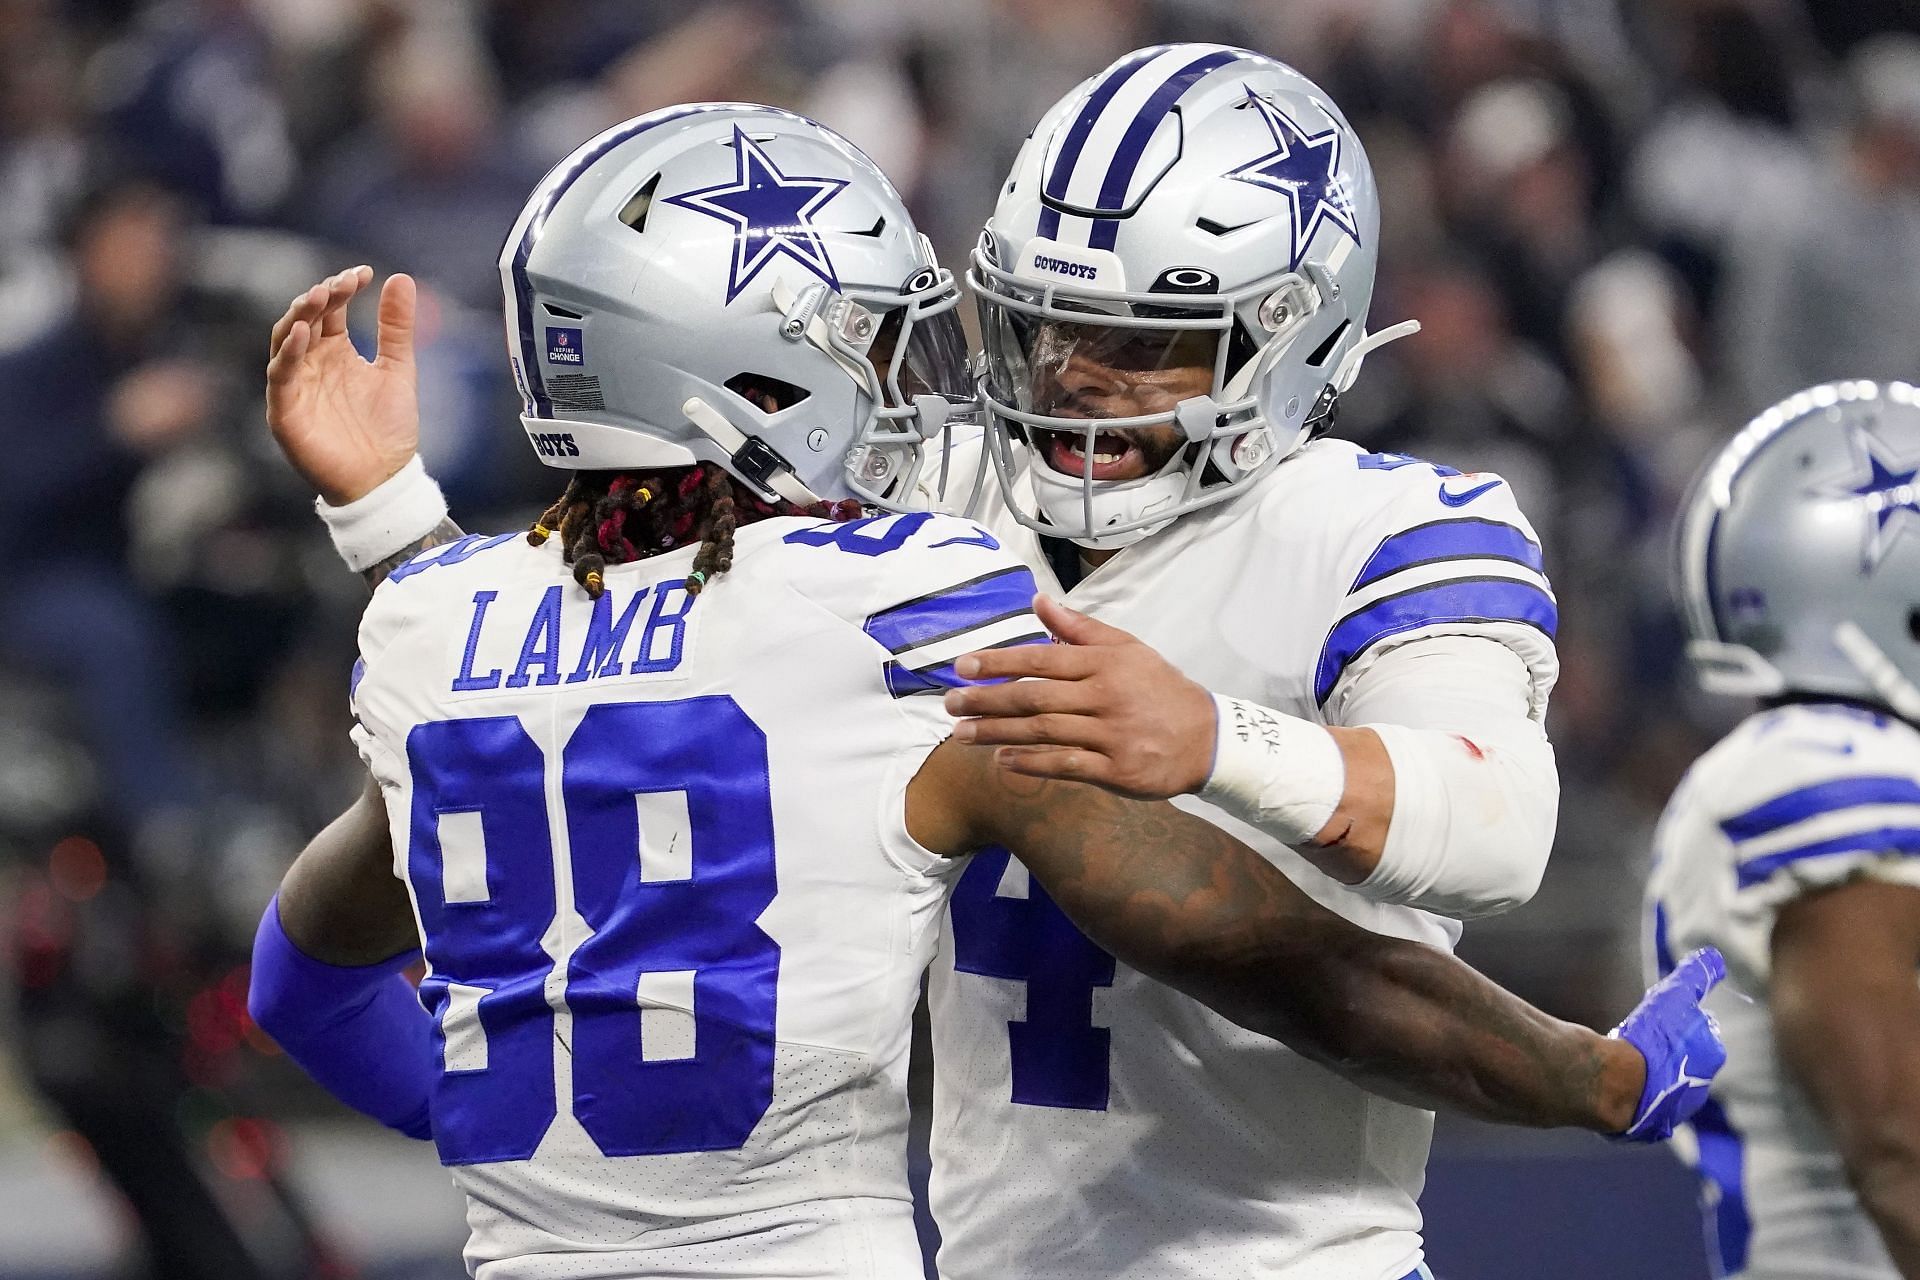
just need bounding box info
[406,696,779,1165]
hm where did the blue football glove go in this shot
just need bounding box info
[1607,946,1728,1143]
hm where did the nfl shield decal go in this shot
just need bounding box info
[546,327,584,365]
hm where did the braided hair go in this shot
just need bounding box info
[528,463,862,599]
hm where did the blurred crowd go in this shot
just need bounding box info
[2,0,1920,1267]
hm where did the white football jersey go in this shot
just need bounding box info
[926,438,1559,1280]
[1647,702,1920,1280]
[348,511,1043,1280]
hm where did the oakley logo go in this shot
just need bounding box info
[1032,254,1098,280]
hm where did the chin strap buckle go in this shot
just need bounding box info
[682,396,821,507]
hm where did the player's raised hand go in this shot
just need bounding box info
[944,594,1217,800]
[1607,947,1730,1142]
[265,267,421,505]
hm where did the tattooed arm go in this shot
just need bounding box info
[359,517,466,590]
[909,738,1646,1132]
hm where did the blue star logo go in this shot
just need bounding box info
[665,125,850,303]
[1818,423,1920,572]
[1224,88,1361,271]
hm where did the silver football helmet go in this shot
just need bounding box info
[1678,380,1920,718]
[499,103,969,508]
[971,44,1414,548]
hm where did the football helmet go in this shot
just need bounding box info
[971,44,1411,547]
[1678,380,1920,719]
[500,102,969,509]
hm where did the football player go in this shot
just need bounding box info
[1650,380,1920,1280]
[919,44,1560,1280]
[263,84,1688,1280]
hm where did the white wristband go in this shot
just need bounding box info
[1198,694,1346,847]
[315,455,448,573]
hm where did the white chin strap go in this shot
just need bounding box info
[1331,319,1421,394]
[1687,638,1787,696]
[670,276,888,509]
[681,396,822,507]
[1834,621,1920,722]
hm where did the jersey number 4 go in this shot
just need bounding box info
[406,696,778,1164]
[949,848,1116,1110]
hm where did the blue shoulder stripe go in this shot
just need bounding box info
[883,632,1050,698]
[864,566,1039,655]
[1087,48,1239,250]
[1352,518,1544,592]
[1719,775,1920,843]
[1314,577,1557,704]
[1735,825,1920,888]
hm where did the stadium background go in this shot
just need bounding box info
[0,0,1916,1275]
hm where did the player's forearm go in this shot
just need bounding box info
[1787,1011,1920,1277]
[306,452,465,589]
[962,756,1637,1132]
[1229,928,1641,1133]
[1200,699,1555,918]
[1854,1154,1920,1280]
[1821,1089,1920,1276]
[359,516,466,590]
[1772,883,1920,1278]
[249,897,435,1140]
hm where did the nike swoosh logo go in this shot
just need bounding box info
[1629,1054,1712,1135]
[1437,478,1502,507]
[1796,740,1856,756]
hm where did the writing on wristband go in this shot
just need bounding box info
[1199,694,1346,847]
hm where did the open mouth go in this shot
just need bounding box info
[1044,428,1147,481]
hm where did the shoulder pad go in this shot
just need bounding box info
[777,511,1047,698]
[1314,455,1554,709]
[1701,705,1920,892]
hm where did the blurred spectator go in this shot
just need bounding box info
[0,12,86,255]
[310,12,541,309]
[86,0,297,223]
[1630,2,1812,313]
[0,174,203,836]
[1445,77,1603,365]
[1349,260,1575,518]
[1720,33,1920,410]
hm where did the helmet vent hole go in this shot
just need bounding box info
[1226,320,1258,382]
[725,373,811,414]
[850,216,887,238]
[618,174,662,233]
[1907,608,1920,644]
[1304,321,1350,369]
[1197,215,1256,237]
[542,302,585,320]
